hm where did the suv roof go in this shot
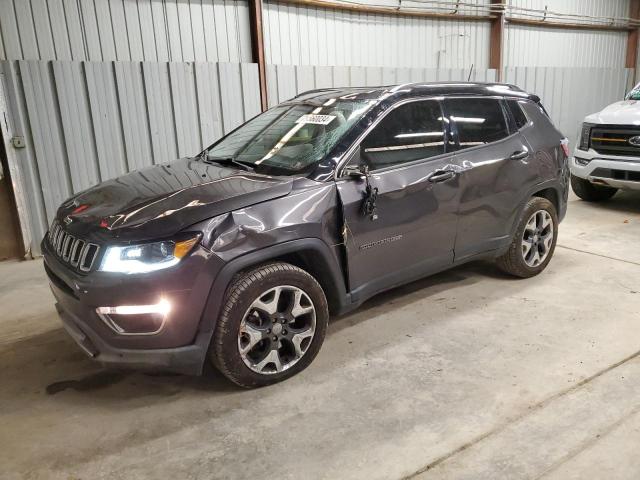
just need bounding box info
[293,82,538,104]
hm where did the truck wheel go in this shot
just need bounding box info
[571,175,617,201]
[210,262,329,388]
[496,197,558,278]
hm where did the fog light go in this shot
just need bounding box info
[574,156,590,166]
[96,299,171,335]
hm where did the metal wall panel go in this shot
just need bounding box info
[169,63,202,157]
[52,62,101,191]
[0,59,262,255]
[507,0,629,20]
[504,26,628,68]
[18,61,72,221]
[0,0,253,63]
[505,0,630,67]
[115,62,154,171]
[263,1,491,69]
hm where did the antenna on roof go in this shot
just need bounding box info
[467,63,474,82]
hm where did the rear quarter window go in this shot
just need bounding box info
[446,98,509,150]
[506,100,529,130]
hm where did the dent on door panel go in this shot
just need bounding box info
[337,160,459,301]
[453,133,539,260]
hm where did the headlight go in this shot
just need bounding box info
[578,123,592,151]
[99,234,200,274]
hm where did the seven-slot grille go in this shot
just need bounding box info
[590,126,640,157]
[48,220,100,272]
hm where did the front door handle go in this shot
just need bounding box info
[428,170,456,183]
[509,150,529,161]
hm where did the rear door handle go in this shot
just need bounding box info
[428,170,456,183]
[509,150,529,161]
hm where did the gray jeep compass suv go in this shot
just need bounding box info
[43,83,569,388]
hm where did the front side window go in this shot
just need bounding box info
[446,98,509,150]
[205,99,375,175]
[360,100,446,170]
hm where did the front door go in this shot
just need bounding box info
[336,99,460,302]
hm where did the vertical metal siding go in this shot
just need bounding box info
[52,61,101,191]
[504,26,628,68]
[19,61,73,221]
[0,59,262,255]
[505,0,630,67]
[508,0,630,20]
[0,0,253,63]
[263,1,491,68]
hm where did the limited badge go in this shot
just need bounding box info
[296,114,336,125]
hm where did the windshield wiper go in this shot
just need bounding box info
[202,154,255,172]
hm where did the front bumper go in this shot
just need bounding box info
[571,149,640,191]
[55,300,207,375]
[43,237,225,375]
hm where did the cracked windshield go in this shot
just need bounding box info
[203,98,375,175]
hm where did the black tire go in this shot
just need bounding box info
[210,262,329,388]
[571,175,617,202]
[496,196,558,278]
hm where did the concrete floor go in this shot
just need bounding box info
[1,191,640,480]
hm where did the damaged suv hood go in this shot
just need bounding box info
[56,158,293,241]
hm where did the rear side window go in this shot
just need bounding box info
[361,100,445,170]
[507,100,529,130]
[446,98,509,150]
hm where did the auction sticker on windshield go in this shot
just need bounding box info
[296,114,336,125]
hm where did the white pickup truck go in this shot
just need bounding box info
[571,84,640,201]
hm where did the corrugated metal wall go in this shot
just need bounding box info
[0,59,261,255]
[504,0,630,67]
[507,0,630,20]
[263,0,632,69]
[504,27,628,68]
[263,0,491,68]
[0,0,252,62]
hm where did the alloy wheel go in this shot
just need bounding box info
[521,209,554,267]
[238,285,316,375]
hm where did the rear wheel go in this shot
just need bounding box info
[210,262,329,388]
[571,175,617,202]
[496,197,558,278]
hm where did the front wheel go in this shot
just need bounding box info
[496,197,558,278]
[571,175,617,202]
[210,262,329,388]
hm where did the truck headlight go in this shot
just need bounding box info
[99,234,200,274]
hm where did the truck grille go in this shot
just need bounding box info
[590,126,640,156]
[48,220,100,272]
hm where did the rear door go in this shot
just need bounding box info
[444,97,538,260]
[336,99,460,301]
